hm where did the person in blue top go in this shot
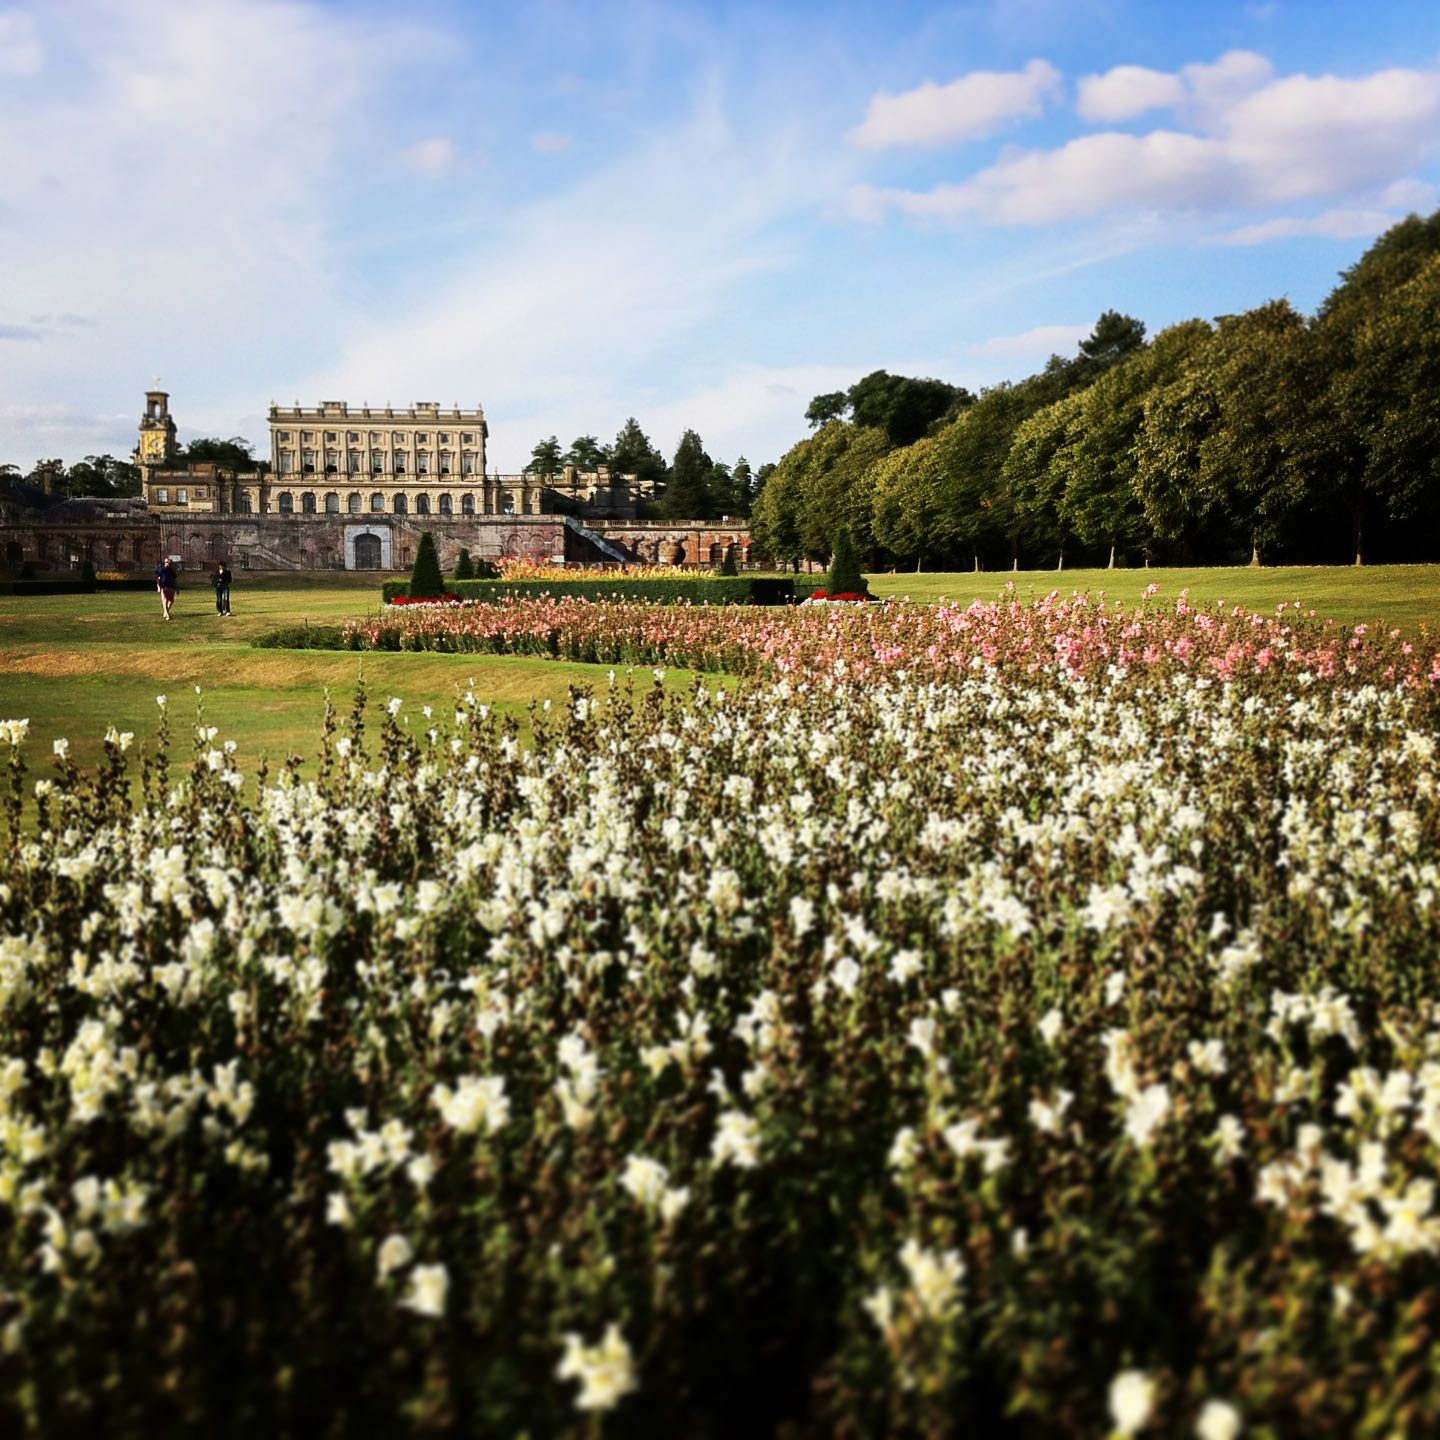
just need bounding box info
[156,560,178,620]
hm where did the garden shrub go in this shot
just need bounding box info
[410,531,446,599]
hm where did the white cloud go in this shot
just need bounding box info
[1076,65,1185,123]
[848,59,1062,149]
[402,137,457,177]
[0,9,42,76]
[967,323,1091,357]
[855,55,1440,228]
[0,0,438,463]
[531,131,573,155]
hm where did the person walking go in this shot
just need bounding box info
[211,561,232,617]
[157,558,178,621]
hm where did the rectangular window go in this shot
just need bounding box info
[280,451,294,474]
[324,431,337,442]
[156,488,169,503]
[369,431,382,444]
[440,453,452,475]
[395,454,406,474]
[176,489,188,504]
[277,431,291,441]
[194,487,206,498]
[438,432,450,444]
[462,432,474,443]
[417,454,429,474]
[349,451,361,473]
[372,455,384,473]
[462,455,475,475]
[302,431,314,441]
[392,432,405,444]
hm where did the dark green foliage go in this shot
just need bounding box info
[610,419,668,486]
[824,528,868,596]
[719,544,739,577]
[409,532,446,599]
[382,576,792,605]
[526,437,563,480]
[805,392,847,428]
[663,429,714,518]
[80,560,97,584]
[181,437,259,472]
[453,548,475,581]
[251,625,348,649]
[846,370,973,447]
[563,435,611,470]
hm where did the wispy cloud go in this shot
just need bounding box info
[402,136,458,177]
[967,323,1090,357]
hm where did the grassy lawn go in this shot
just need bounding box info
[0,580,696,775]
[865,563,1440,631]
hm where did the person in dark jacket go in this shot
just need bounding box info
[157,560,178,620]
[211,562,232,616]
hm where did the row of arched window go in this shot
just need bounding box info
[247,492,526,517]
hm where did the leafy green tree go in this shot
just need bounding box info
[65,454,142,499]
[805,392,848,428]
[663,429,714,518]
[410,531,446,598]
[750,462,776,508]
[26,459,65,493]
[526,437,563,481]
[798,425,890,563]
[749,445,809,568]
[563,435,610,471]
[1303,213,1440,563]
[1002,389,1088,568]
[182,436,262,472]
[870,435,946,567]
[847,370,972,447]
[1059,319,1212,567]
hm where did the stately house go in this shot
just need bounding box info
[0,390,753,574]
[140,393,654,522]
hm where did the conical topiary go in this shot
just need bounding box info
[825,527,868,597]
[453,547,475,580]
[410,531,446,598]
[719,543,739,576]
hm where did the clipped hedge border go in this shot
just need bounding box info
[380,576,794,606]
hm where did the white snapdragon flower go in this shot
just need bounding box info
[1109,1369,1155,1435]
[898,1238,965,1320]
[431,1075,510,1137]
[1124,1084,1171,1149]
[1194,1398,1242,1440]
[557,1325,638,1413]
[711,1110,761,1169]
[376,1233,413,1279]
[1038,1007,1063,1045]
[400,1263,448,1318]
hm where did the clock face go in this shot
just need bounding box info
[142,433,166,459]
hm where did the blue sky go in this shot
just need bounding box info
[2,0,1438,474]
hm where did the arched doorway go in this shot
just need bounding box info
[353,533,382,569]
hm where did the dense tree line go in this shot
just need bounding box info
[2,436,266,501]
[753,215,1440,569]
[526,420,766,520]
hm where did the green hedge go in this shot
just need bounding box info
[251,624,351,650]
[380,576,794,605]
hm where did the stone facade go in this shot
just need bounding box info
[139,393,656,523]
[1,391,754,575]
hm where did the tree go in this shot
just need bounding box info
[526,437,563,481]
[825,526,868,596]
[1072,310,1147,383]
[663,429,713,518]
[870,435,946,567]
[731,457,754,517]
[805,392,848,428]
[847,370,972,447]
[183,436,259,472]
[610,419,667,487]
[410,531,446,598]
[26,459,65,494]
[1059,319,1212,567]
[453,547,475,580]
[564,435,610,471]
[66,454,142,499]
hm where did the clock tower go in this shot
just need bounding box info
[136,390,178,474]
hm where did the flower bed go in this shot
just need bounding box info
[2,607,1439,1432]
[335,590,1439,689]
